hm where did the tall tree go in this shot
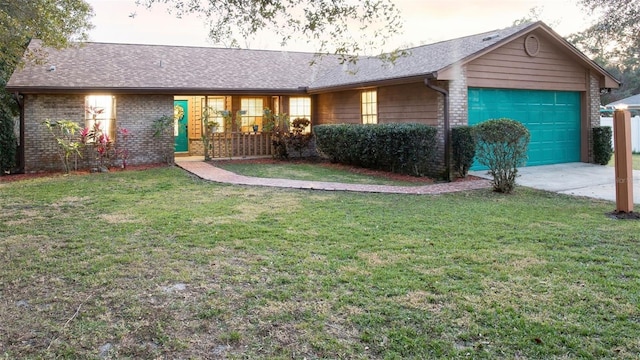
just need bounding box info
[569,0,640,104]
[136,0,403,64]
[0,0,94,173]
[577,0,639,60]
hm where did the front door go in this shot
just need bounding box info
[174,100,189,152]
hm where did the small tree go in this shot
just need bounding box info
[474,119,530,193]
[287,117,311,158]
[201,106,219,161]
[152,114,175,165]
[43,119,83,174]
[263,108,290,160]
[451,126,476,178]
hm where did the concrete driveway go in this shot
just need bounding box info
[470,162,640,204]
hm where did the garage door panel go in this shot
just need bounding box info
[468,88,581,168]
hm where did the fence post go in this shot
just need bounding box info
[613,109,634,213]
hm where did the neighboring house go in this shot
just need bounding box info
[601,94,640,152]
[6,21,620,174]
[607,94,640,111]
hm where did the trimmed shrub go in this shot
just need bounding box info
[451,126,475,178]
[474,118,530,193]
[592,126,613,165]
[314,123,438,176]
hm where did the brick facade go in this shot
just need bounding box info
[589,73,601,163]
[23,94,173,172]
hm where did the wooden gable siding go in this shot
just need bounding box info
[466,31,588,91]
[316,90,361,125]
[378,82,438,126]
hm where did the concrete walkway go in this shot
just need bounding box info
[175,159,492,195]
[470,162,640,204]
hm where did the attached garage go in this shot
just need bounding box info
[468,88,581,167]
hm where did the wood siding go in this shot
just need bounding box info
[466,30,588,91]
[316,90,361,125]
[315,83,439,126]
[378,82,438,126]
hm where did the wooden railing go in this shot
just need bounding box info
[209,132,274,158]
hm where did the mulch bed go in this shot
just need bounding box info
[0,163,169,183]
[2,158,482,185]
[607,211,640,220]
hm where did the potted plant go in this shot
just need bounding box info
[207,119,220,133]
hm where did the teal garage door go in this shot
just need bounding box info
[468,88,581,168]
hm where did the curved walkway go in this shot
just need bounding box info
[176,159,492,195]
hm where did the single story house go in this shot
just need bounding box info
[7,21,620,175]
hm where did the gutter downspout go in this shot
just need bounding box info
[424,76,451,182]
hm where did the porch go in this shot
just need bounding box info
[207,131,276,158]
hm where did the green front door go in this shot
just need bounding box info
[468,88,581,169]
[174,100,188,152]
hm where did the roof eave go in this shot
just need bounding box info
[6,86,310,95]
[307,74,430,94]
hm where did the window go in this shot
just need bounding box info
[85,95,116,140]
[361,90,377,124]
[240,98,263,132]
[203,97,226,132]
[289,97,311,133]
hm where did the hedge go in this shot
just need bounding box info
[451,126,475,178]
[314,123,438,176]
[592,126,613,165]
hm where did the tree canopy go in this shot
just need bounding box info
[0,0,94,72]
[569,0,640,104]
[0,0,94,173]
[136,0,403,63]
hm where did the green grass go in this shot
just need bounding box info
[608,153,640,169]
[213,161,431,186]
[1,166,639,359]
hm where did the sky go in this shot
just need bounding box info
[86,0,595,52]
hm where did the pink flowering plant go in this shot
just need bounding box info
[116,127,130,169]
[81,122,113,171]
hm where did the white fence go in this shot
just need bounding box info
[599,116,640,152]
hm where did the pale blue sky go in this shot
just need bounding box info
[86,0,593,51]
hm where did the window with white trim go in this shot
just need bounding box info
[203,97,226,133]
[361,90,377,124]
[240,98,263,132]
[289,97,311,133]
[85,95,116,140]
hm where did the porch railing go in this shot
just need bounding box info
[209,131,274,158]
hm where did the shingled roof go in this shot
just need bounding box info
[6,42,334,94]
[306,22,534,91]
[6,21,618,94]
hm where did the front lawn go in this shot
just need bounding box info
[1,167,638,359]
[212,159,433,186]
